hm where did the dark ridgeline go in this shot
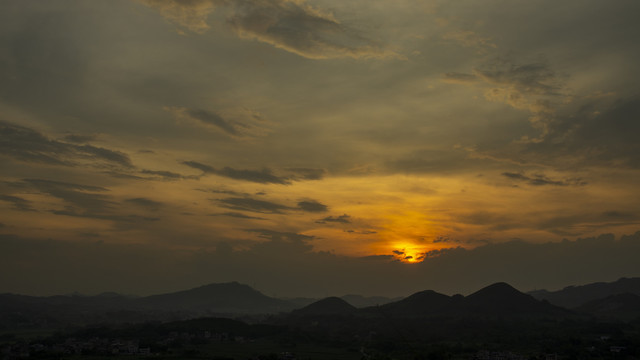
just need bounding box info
[135,282,292,314]
[2,278,640,333]
[528,277,640,308]
[362,282,568,319]
[290,296,357,317]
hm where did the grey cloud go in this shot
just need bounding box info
[0,195,35,212]
[442,72,478,84]
[286,167,326,180]
[297,199,328,213]
[316,214,351,224]
[216,196,328,214]
[213,212,266,220]
[502,172,587,187]
[0,121,133,168]
[166,106,270,138]
[479,97,640,169]
[141,0,398,60]
[246,228,314,244]
[138,0,222,34]
[217,197,292,214]
[474,58,563,97]
[18,179,114,214]
[124,197,163,211]
[182,161,291,184]
[63,133,98,143]
[141,169,185,180]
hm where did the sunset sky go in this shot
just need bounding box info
[1,0,639,297]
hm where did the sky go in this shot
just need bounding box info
[1,0,640,298]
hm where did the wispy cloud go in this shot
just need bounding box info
[166,106,271,139]
[182,161,291,184]
[139,0,400,59]
[0,121,133,169]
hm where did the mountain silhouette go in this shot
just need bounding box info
[370,282,566,319]
[291,297,357,316]
[529,277,640,308]
[136,282,292,313]
[463,282,563,316]
[376,290,454,317]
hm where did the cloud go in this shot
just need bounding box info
[140,0,399,60]
[124,197,163,211]
[137,0,222,34]
[444,57,565,139]
[502,172,587,187]
[442,30,496,52]
[15,179,114,214]
[182,161,291,184]
[166,106,270,138]
[217,196,293,214]
[213,212,266,220]
[228,0,398,60]
[0,121,133,169]
[63,133,99,143]
[296,199,328,213]
[316,214,351,224]
[141,169,186,180]
[286,167,326,180]
[0,195,36,212]
[216,196,328,214]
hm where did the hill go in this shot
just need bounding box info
[135,282,293,314]
[529,277,640,308]
[291,297,357,316]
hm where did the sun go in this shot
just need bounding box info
[392,242,426,263]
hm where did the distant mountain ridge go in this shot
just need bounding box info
[529,277,640,308]
[135,282,291,313]
[370,282,568,319]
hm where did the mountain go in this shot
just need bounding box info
[135,282,294,314]
[291,297,357,316]
[376,290,455,317]
[340,294,400,308]
[529,277,640,308]
[463,282,564,316]
[371,282,567,319]
[0,282,295,330]
[576,293,640,320]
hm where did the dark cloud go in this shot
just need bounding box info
[141,169,185,180]
[392,250,404,255]
[502,172,587,187]
[213,212,266,220]
[124,197,163,211]
[297,199,328,213]
[246,229,314,244]
[63,133,98,143]
[166,106,270,138]
[0,121,133,168]
[17,179,114,214]
[182,161,290,184]
[141,0,398,60]
[217,196,292,214]
[316,214,351,224]
[183,108,238,135]
[474,58,563,97]
[344,229,377,235]
[286,168,326,180]
[0,194,35,212]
